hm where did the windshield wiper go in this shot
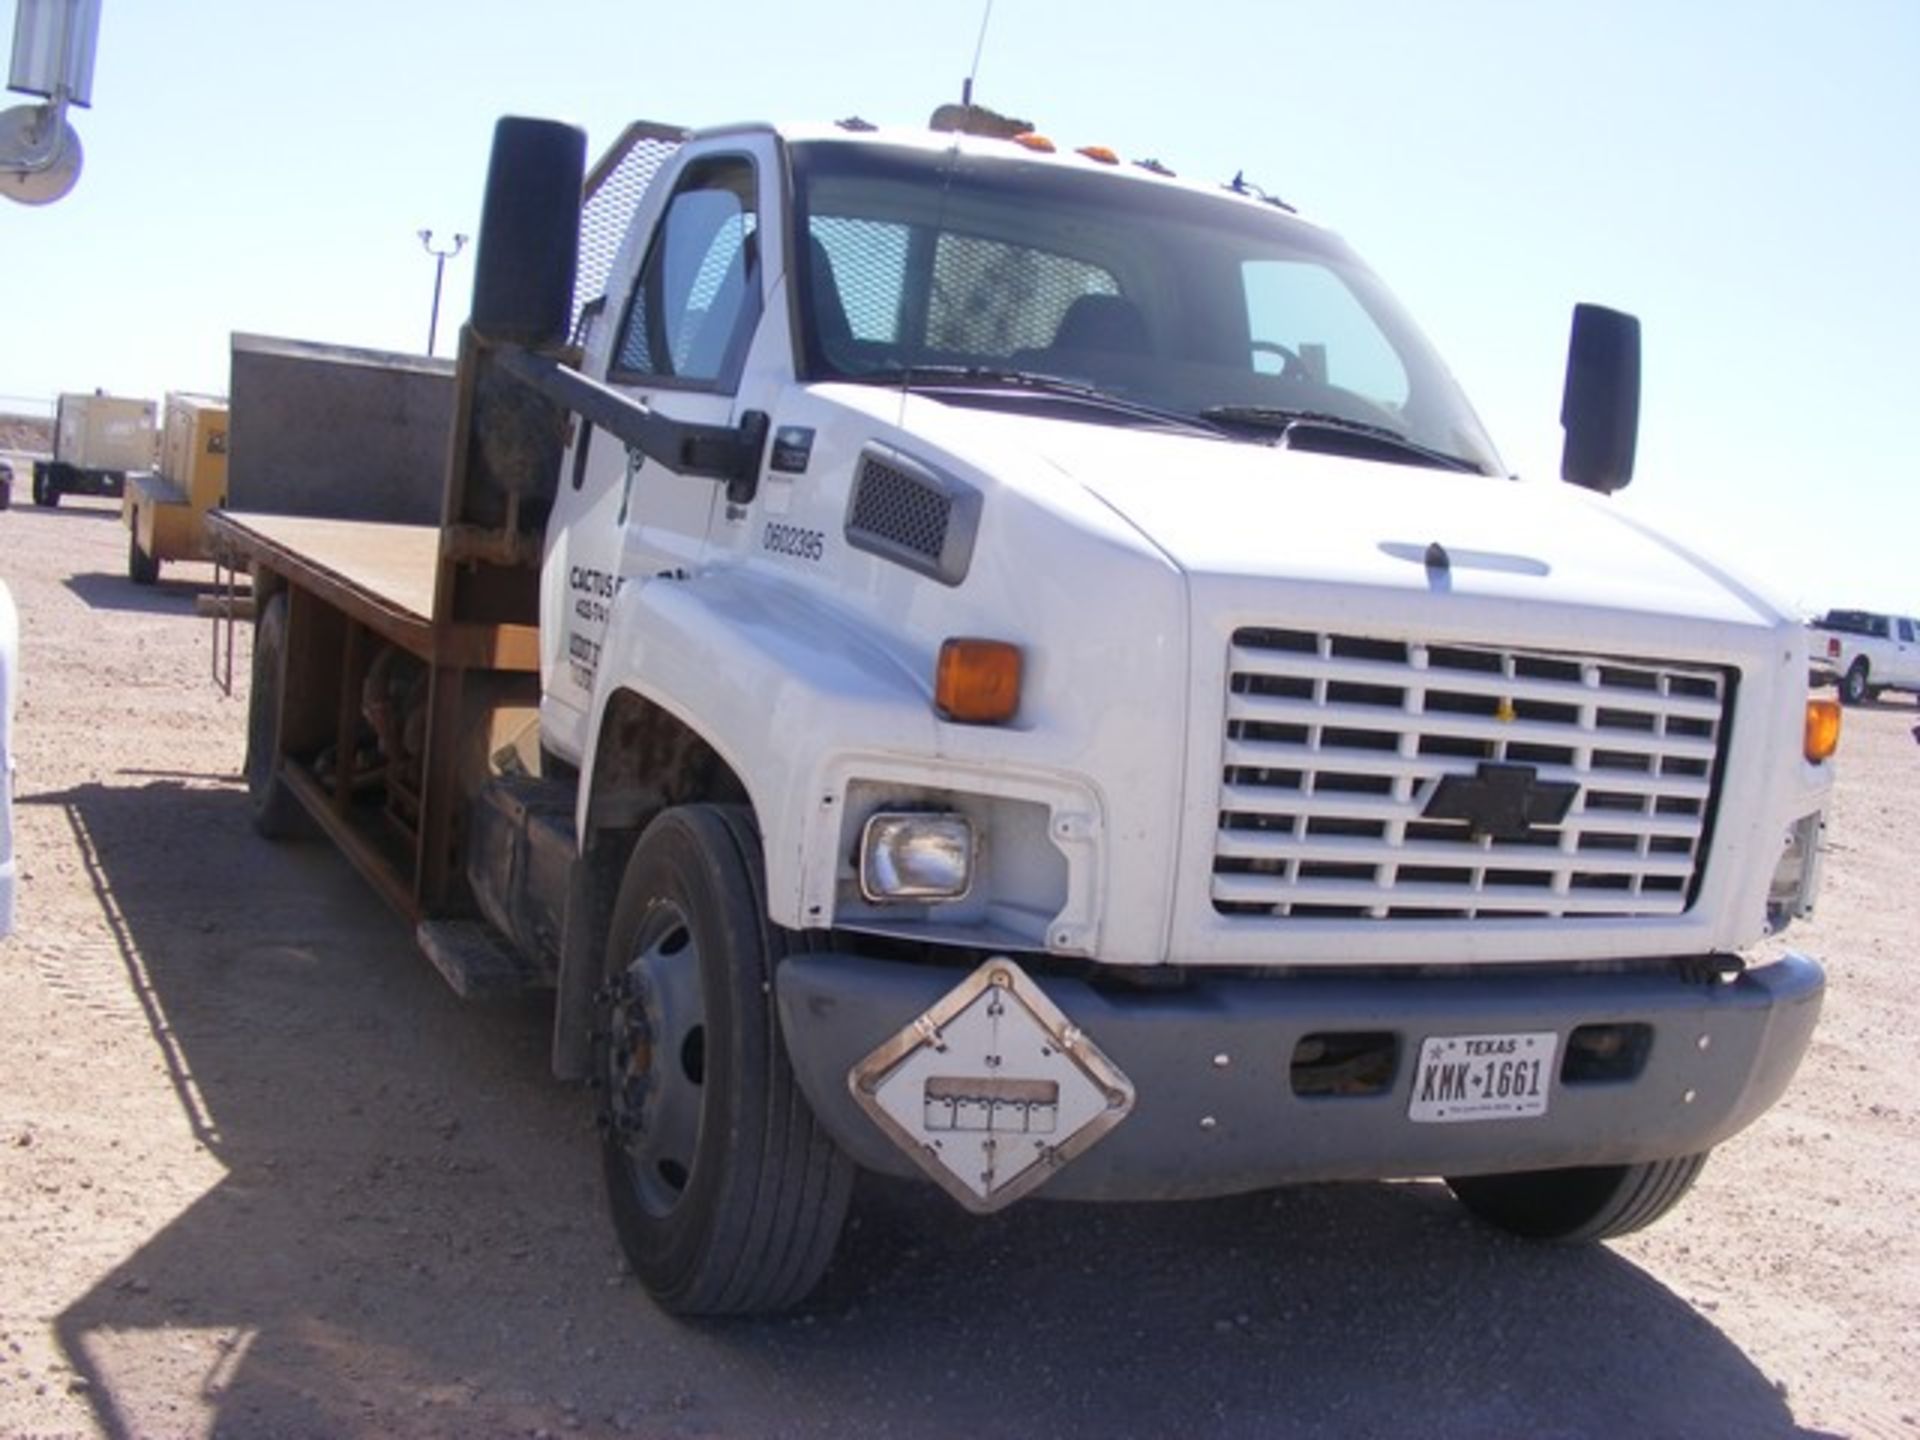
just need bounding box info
[855,365,1226,437]
[1199,404,1485,474]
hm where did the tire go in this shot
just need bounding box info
[1447,1151,1709,1243]
[127,529,160,586]
[31,466,57,508]
[595,803,853,1315]
[244,593,312,839]
[1840,659,1870,707]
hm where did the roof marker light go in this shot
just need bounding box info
[1076,145,1120,164]
[1011,132,1057,153]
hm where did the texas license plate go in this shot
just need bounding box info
[1407,1031,1557,1123]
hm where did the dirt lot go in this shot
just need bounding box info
[1,486,1915,1439]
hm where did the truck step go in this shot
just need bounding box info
[415,919,548,1001]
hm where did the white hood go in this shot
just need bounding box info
[914,404,1787,630]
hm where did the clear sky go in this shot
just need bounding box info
[3,0,1914,616]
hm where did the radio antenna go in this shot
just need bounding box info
[961,0,996,108]
[900,0,998,428]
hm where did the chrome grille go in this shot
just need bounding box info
[1213,628,1732,921]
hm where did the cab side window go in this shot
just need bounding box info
[612,155,761,389]
[1899,618,1915,644]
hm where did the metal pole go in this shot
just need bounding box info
[428,253,446,355]
[417,230,469,357]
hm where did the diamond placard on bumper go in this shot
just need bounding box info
[849,957,1135,1212]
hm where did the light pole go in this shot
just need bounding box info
[417,229,468,356]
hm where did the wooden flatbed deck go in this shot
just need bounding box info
[209,510,537,670]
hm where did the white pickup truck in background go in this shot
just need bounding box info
[1808,608,1920,704]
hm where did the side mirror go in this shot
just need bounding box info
[470,116,587,348]
[1560,303,1640,493]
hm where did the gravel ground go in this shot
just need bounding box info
[1,484,1915,1439]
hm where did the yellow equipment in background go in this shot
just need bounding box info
[123,393,228,585]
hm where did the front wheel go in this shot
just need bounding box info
[1840,659,1871,706]
[31,466,58,507]
[1447,1151,1709,1243]
[595,804,853,1315]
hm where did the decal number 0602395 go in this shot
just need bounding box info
[763,522,825,562]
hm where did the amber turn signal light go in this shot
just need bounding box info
[1804,698,1841,762]
[936,639,1023,725]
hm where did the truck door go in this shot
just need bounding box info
[539,143,774,761]
[1897,617,1918,687]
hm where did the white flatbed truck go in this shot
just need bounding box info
[210,113,1836,1315]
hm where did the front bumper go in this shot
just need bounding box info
[776,951,1824,1203]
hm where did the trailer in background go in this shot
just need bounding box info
[123,393,229,584]
[32,391,156,506]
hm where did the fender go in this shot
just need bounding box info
[577,562,941,926]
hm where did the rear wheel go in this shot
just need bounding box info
[244,593,312,838]
[127,529,160,585]
[1447,1151,1709,1242]
[595,803,853,1315]
[1840,659,1871,706]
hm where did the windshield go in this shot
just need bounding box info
[789,140,1503,475]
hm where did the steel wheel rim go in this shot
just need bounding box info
[605,899,708,1219]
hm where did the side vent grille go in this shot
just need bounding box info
[851,457,949,560]
[845,447,982,586]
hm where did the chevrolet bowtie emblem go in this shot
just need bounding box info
[1422,761,1578,842]
[1494,697,1517,723]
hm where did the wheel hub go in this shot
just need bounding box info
[596,902,706,1217]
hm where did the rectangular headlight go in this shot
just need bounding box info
[860,813,974,902]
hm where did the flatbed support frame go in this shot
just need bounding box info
[208,507,542,922]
